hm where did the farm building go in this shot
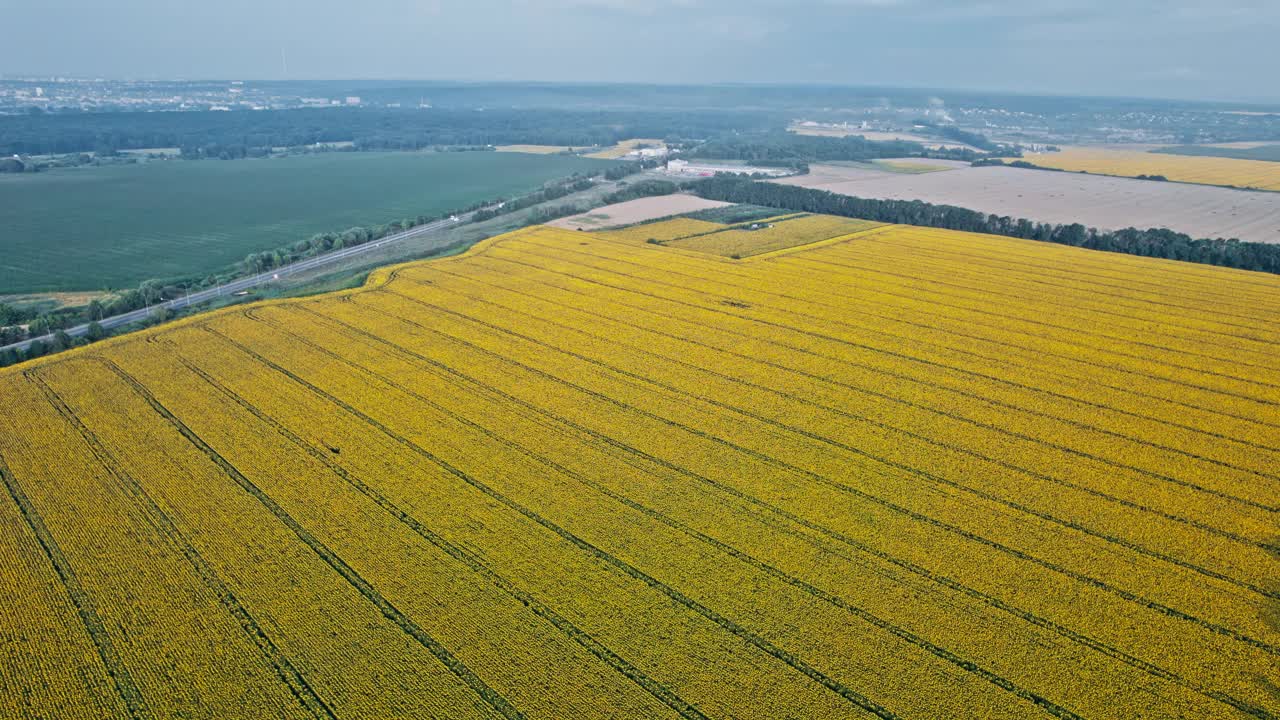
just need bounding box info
[665,159,791,177]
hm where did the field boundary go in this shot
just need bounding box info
[0,227,525,375]
[5,217,1280,718]
[738,225,896,262]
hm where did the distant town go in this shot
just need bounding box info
[6,78,1280,148]
[0,78,427,114]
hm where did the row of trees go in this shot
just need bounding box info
[974,158,1167,182]
[688,131,984,165]
[0,322,109,367]
[241,214,440,276]
[912,122,1001,151]
[237,171,608,278]
[0,157,36,173]
[469,160,667,223]
[4,106,1008,166]
[0,274,199,363]
[0,170,615,367]
[472,178,596,222]
[604,160,659,180]
[690,177,1280,274]
[601,179,679,205]
[0,107,780,157]
[0,207,443,367]
[1,277,181,341]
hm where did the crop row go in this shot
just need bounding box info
[3,220,1277,718]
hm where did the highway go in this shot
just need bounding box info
[1,211,476,355]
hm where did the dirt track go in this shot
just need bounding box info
[775,164,1280,243]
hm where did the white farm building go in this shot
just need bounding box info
[665,159,792,178]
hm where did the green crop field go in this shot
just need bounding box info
[0,151,614,294]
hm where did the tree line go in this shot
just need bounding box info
[687,131,985,166]
[690,177,1280,274]
[470,161,668,225]
[600,179,680,205]
[0,170,611,367]
[912,122,1000,151]
[974,158,1167,181]
[472,178,596,222]
[0,107,780,157]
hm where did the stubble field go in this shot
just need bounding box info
[776,164,1280,244]
[584,138,666,159]
[1,219,1278,719]
[549,194,730,230]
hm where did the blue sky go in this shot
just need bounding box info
[3,0,1276,102]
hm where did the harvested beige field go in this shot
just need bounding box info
[791,164,899,184]
[548,194,731,230]
[0,291,106,305]
[495,145,576,154]
[873,158,971,172]
[585,139,666,160]
[791,127,932,142]
[118,147,182,156]
[794,160,967,185]
[0,291,109,312]
[788,125,978,150]
[776,164,1280,243]
[1197,141,1278,149]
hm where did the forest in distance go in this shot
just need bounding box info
[0,108,782,157]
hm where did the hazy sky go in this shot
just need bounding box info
[4,0,1277,102]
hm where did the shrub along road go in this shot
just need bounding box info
[1,212,474,355]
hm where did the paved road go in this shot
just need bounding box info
[2,211,477,355]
